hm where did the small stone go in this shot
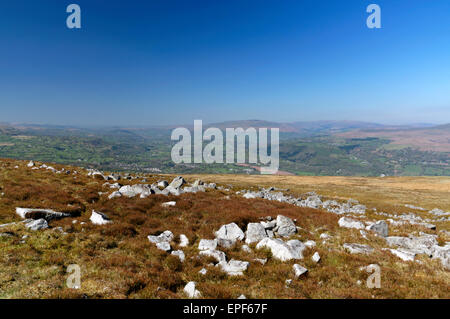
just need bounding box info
[171,250,185,262]
[156,242,171,251]
[184,281,201,298]
[90,210,111,225]
[311,252,320,263]
[276,215,297,237]
[179,234,189,247]
[162,201,176,207]
[293,264,308,278]
[25,219,48,231]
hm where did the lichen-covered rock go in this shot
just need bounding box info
[367,220,389,237]
[245,223,268,244]
[25,218,48,231]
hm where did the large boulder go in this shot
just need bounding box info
[256,238,303,261]
[293,264,308,278]
[276,215,297,237]
[171,250,185,262]
[215,223,245,243]
[245,223,268,244]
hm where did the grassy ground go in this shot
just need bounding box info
[0,158,449,299]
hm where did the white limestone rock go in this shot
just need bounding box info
[276,215,297,237]
[25,218,48,231]
[293,264,308,278]
[179,234,189,247]
[217,259,249,276]
[338,217,365,230]
[90,210,111,225]
[198,239,218,251]
[245,223,268,244]
[184,282,201,298]
[311,252,321,263]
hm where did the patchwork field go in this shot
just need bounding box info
[0,158,449,299]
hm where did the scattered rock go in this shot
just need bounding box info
[256,238,303,261]
[157,242,171,251]
[198,239,218,251]
[179,234,189,247]
[25,218,48,231]
[161,201,176,207]
[171,250,185,262]
[367,220,389,237]
[245,223,268,244]
[16,207,71,221]
[108,191,122,199]
[343,243,374,254]
[148,230,174,245]
[311,252,320,263]
[304,240,316,248]
[387,248,416,261]
[254,258,267,265]
[169,176,186,189]
[338,217,365,230]
[293,264,308,278]
[276,215,297,237]
[184,282,201,298]
[241,245,252,253]
[90,210,111,225]
[217,259,249,276]
[215,223,245,245]
[157,180,169,188]
[199,250,227,263]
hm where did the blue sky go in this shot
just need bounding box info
[0,0,449,126]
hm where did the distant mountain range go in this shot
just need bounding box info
[0,120,448,176]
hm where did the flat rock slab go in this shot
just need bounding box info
[16,208,71,221]
[343,243,374,254]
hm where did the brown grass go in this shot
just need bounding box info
[0,158,449,299]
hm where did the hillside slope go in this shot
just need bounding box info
[0,159,449,298]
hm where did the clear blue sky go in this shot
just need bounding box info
[0,0,449,126]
